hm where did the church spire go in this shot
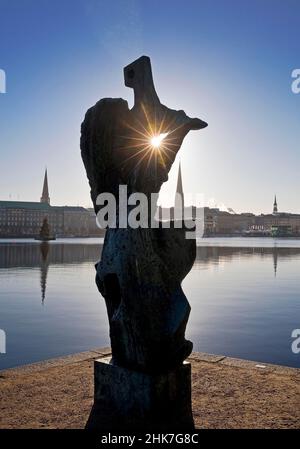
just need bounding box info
[174,161,184,218]
[273,194,278,214]
[40,168,50,205]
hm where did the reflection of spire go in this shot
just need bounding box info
[39,242,49,304]
[273,248,278,278]
[40,168,50,205]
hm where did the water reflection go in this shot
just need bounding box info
[2,242,299,268]
[0,242,102,304]
[1,242,300,303]
[0,240,299,369]
[0,242,101,268]
[0,241,108,370]
[39,243,49,304]
[195,245,300,277]
[273,249,278,277]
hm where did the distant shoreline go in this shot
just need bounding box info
[1,234,300,241]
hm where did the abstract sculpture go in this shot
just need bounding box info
[81,56,207,429]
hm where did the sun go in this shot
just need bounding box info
[150,132,169,148]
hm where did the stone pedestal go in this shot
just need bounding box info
[85,357,194,430]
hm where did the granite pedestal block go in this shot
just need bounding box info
[85,357,194,430]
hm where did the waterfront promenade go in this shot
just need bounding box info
[0,348,299,429]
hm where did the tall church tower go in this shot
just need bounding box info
[40,169,50,205]
[273,195,278,214]
[174,161,184,218]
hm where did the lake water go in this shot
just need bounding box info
[0,237,299,370]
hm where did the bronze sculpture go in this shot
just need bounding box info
[81,56,207,428]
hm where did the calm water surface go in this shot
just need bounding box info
[0,237,299,369]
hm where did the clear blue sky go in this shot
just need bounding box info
[0,0,299,213]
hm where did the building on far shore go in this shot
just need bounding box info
[1,167,300,238]
[159,166,300,237]
[0,170,104,238]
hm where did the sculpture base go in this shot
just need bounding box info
[85,357,194,430]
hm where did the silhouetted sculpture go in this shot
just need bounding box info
[81,56,207,429]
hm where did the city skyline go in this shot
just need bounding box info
[0,165,297,218]
[0,1,299,214]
